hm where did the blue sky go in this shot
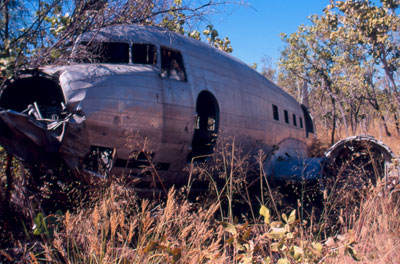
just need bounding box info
[210,0,331,67]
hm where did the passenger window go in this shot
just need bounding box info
[160,46,187,81]
[78,41,129,64]
[284,110,289,124]
[272,105,279,121]
[132,44,157,65]
[293,114,297,126]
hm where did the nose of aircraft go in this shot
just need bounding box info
[0,70,69,162]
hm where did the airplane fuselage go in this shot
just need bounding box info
[0,24,321,185]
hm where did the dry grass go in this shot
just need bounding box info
[0,130,400,263]
[15,179,398,263]
[323,181,400,264]
[34,185,228,263]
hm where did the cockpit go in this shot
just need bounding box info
[74,41,187,81]
[74,41,156,65]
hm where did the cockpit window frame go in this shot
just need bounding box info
[75,40,160,67]
[160,46,187,82]
[131,43,158,65]
[76,41,130,64]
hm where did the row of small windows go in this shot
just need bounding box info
[76,41,187,81]
[272,104,303,129]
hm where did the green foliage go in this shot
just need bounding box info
[203,25,233,53]
[159,10,233,53]
[259,205,270,224]
[32,213,49,236]
[219,205,327,263]
[279,0,400,138]
[159,0,187,35]
[260,207,324,263]
[32,211,63,239]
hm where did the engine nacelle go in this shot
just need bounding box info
[266,135,397,188]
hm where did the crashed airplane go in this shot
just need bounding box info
[0,24,396,188]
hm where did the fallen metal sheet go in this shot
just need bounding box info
[0,109,65,163]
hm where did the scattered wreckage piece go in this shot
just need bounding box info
[323,135,398,190]
[266,135,397,187]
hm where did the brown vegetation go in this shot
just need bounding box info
[0,132,399,263]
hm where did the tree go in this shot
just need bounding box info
[280,18,349,144]
[331,0,400,135]
[279,0,400,141]
[0,0,235,80]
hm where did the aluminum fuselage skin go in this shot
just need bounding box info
[1,25,310,184]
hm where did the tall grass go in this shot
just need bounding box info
[323,180,400,264]
[34,186,226,263]
[0,134,399,263]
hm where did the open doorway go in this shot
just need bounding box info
[187,91,219,162]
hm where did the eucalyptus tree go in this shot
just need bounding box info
[279,15,349,145]
[279,0,400,140]
[328,0,400,135]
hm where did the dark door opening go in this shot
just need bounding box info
[187,91,219,162]
[301,104,315,138]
